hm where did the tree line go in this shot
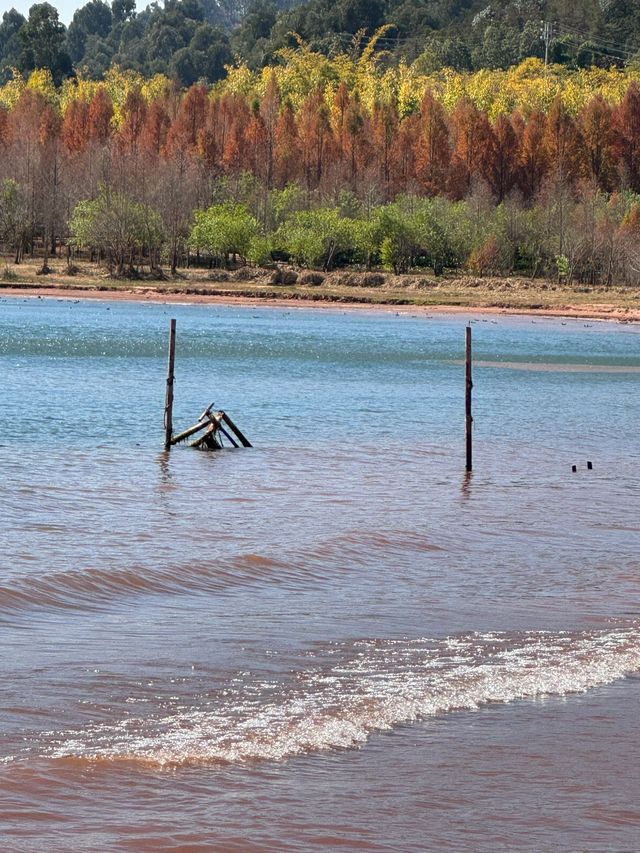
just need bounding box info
[2,0,640,88]
[2,61,640,284]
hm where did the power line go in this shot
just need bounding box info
[558,23,637,53]
[302,19,640,65]
[554,19,640,61]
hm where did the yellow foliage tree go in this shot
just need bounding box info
[26,69,58,106]
[0,69,25,109]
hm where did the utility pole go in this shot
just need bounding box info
[541,21,555,68]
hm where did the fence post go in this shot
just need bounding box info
[466,324,473,472]
[164,318,176,450]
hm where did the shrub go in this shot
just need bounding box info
[468,236,502,277]
[270,268,298,285]
[299,271,325,285]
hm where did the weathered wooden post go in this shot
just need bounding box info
[164,318,176,450]
[465,324,473,472]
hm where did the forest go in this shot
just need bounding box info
[2,45,640,285]
[1,0,640,87]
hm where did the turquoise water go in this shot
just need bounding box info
[1,296,639,851]
[2,297,638,451]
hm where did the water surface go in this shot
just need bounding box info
[1,297,639,850]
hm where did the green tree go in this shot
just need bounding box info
[276,208,354,270]
[111,0,135,25]
[230,0,278,70]
[66,0,112,64]
[18,3,72,85]
[71,185,164,275]
[171,24,231,84]
[0,179,29,263]
[189,202,260,266]
[351,217,381,270]
[0,10,26,80]
[78,33,113,77]
[376,203,420,274]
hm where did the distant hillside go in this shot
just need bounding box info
[261,0,640,70]
[1,0,639,87]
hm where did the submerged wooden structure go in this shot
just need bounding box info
[164,319,251,451]
[170,404,252,450]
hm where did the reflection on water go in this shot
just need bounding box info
[461,469,473,500]
[0,297,639,850]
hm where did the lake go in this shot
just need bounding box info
[1,296,639,851]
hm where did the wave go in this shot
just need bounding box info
[41,626,640,768]
[0,554,314,614]
[0,530,444,617]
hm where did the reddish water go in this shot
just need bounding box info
[1,299,639,850]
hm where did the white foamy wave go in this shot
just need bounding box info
[46,626,640,768]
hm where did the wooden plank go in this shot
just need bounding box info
[202,409,239,448]
[191,424,220,449]
[170,419,209,445]
[218,423,239,447]
[220,411,252,448]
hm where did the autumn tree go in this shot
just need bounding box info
[544,96,584,187]
[274,101,301,187]
[5,90,48,250]
[393,113,419,195]
[141,100,171,156]
[165,83,208,153]
[448,97,495,199]
[371,98,398,200]
[487,114,519,202]
[297,89,332,192]
[260,71,281,190]
[117,88,147,162]
[414,91,450,197]
[517,110,548,201]
[153,155,198,273]
[37,104,63,269]
[87,88,114,146]
[0,106,8,148]
[613,82,640,193]
[221,94,251,175]
[198,95,226,173]
[62,97,89,153]
[245,100,268,182]
[580,94,615,191]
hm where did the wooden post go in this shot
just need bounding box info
[465,324,473,472]
[221,411,252,448]
[164,318,176,450]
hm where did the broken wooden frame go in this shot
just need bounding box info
[170,403,252,451]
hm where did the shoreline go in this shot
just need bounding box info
[1,283,638,323]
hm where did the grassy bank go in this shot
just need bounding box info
[1,262,639,320]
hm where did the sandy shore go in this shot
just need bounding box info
[1,282,639,323]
